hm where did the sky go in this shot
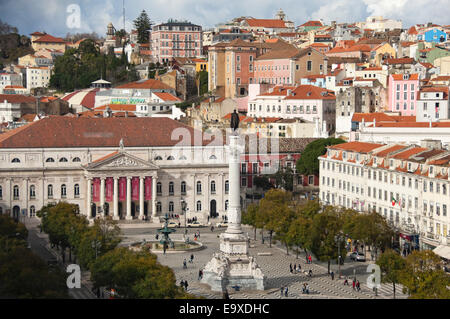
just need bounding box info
[0,0,449,37]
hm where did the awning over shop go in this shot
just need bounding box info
[433,245,450,260]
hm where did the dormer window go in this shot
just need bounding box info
[430,166,434,174]
[356,154,360,161]
[408,163,412,171]
[390,159,394,167]
[343,152,347,159]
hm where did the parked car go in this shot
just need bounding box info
[216,221,228,227]
[187,221,204,228]
[161,221,179,228]
[350,252,366,262]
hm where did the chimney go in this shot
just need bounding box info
[287,89,292,96]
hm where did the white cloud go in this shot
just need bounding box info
[0,0,448,36]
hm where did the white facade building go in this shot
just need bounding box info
[247,85,336,135]
[319,140,450,250]
[0,116,232,224]
[416,87,450,122]
[26,66,51,90]
[0,72,22,93]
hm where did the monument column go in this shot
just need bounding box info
[113,176,119,220]
[139,176,144,219]
[126,176,132,220]
[225,135,243,235]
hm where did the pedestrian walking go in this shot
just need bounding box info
[280,286,284,297]
[211,225,214,232]
[308,255,312,264]
[183,258,187,269]
[190,253,194,263]
[352,279,356,290]
[356,280,361,292]
[289,263,293,273]
[344,277,349,285]
[284,286,288,297]
[198,269,203,280]
[297,264,301,272]
[180,280,185,288]
[293,264,297,274]
[331,271,335,280]
[308,269,312,277]
[184,280,189,291]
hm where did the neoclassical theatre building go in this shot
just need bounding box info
[0,116,233,222]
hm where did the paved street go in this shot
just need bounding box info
[24,217,97,299]
[121,224,408,299]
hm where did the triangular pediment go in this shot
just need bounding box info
[84,151,159,171]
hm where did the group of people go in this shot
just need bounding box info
[187,216,198,224]
[169,213,180,219]
[180,280,189,291]
[343,277,361,292]
[183,254,195,268]
[302,283,310,294]
[280,286,289,297]
[193,231,200,240]
[289,263,312,277]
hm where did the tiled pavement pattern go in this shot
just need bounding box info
[148,227,408,300]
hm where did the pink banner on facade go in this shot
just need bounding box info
[119,177,126,201]
[93,178,100,202]
[132,177,139,201]
[145,177,152,201]
[105,178,113,202]
[247,175,253,188]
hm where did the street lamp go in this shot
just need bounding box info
[181,199,188,239]
[334,232,345,279]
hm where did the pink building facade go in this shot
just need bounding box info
[388,73,419,116]
[254,57,294,85]
[151,20,202,64]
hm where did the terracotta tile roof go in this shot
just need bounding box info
[300,21,323,27]
[0,94,36,104]
[4,85,25,89]
[429,154,450,165]
[0,116,213,148]
[400,41,416,47]
[392,147,427,159]
[259,86,296,96]
[33,34,65,43]
[385,57,415,65]
[419,62,434,69]
[373,145,408,157]
[430,76,450,82]
[419,86,449,99]
[153,92,181,102]
[30,31,46,36]
[310,43,329,47]
[330,141,384,153]
[19,114,37,123]
[408,26,418,35]
[372,122,450,128]
[391,73,419,80]
[284,85,335,100]
[116,79,173,90]
[255,47,299,60]
[245,19,287,28]
[351,112,392,123]
[244,138,318,154]
[95,104,136,111]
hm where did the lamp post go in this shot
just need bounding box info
[181,199,188,239]
[334,232,344,279]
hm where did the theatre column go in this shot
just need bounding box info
[126,176,132,220]
[100,177,105,216]
[139,176,144,219]
[86,178,92,218]
[151,175,158,223]
[113,177,119,220]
